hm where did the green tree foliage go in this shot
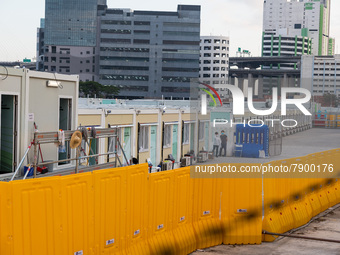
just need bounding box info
[79,81,120,98]
[322,93,338,107]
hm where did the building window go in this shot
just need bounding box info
[199,122,204,141]
[139,126,149,151]
[183,124,190,144]
[163,125,171,148]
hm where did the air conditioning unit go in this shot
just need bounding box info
[198,152,208,162]
[181,157,191,167]
[162,161,173,171]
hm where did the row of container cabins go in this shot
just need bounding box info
[0,68,311,179]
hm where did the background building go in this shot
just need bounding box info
[199,36,229,98]
[37,0,106,82]
[99,5,200,99]
[301,55,340,98]
[37,1,201,99]
[262,0,334,57]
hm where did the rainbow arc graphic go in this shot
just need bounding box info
[198,82,223,107]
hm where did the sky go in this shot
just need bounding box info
[0,0,339,62]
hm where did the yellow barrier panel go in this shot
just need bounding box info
[11,177,62,255]
[0,182,10,255]
[291,157,313,229]
[262,161,295,242]
[330,149,340,204]
[221,165,262,245]
[93,167,127,255]
[305,154,323,217]
[315,152,331,213]
[323,150,338,207]
[60,173,94,255]
[147,171,176,255]
[336,179,340,204]
[192,178,222,249]
[172,167,196,255]
[125,164,150,255]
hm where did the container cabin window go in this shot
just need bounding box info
[183,123,190,144]
[139,126,149,151]
[108,127,122,157]
[163,125,171,148]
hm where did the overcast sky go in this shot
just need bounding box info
[0,0,339,61]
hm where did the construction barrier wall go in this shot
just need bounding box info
[0,149,339,254]
[262,148,340,242]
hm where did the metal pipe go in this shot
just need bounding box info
[33,143,38,178]
[117,138,129,165]
[23,165,32,180]
[75,147,79,174]
[262,230,340,244]
[10,144,32,181]
[36,151,116,166]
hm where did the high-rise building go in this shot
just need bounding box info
[199,36,229,98]
[37,2,201,99]
[37,0,106,81]
[262,0,333,57]
[99,5,200,99]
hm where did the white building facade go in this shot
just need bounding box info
[199,36,229,98]
[262,0,333,56]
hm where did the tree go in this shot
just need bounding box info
[79,81,120,98]
[322,93,338,107]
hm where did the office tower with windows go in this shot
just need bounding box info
[99,5,201,99]
[37,0,106,81]
[38,2,200,99]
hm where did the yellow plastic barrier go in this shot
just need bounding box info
[263,162,295,242]
[2,148,340,252]
[60,173,94,255]
[11,177,62,255]
[172,167,196,255]
[221,165,262,245]
[336,178,340,204]
[147,170,177,255]
[93,167,127,255]
[192,178,222,249]
[125,164,150,255]
[0,182,10,255]
[314,152,331,213]
[305,154,323,217]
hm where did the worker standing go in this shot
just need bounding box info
[213,132,221,157]
[219,130,228,157]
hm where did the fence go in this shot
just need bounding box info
[0,149,339,254]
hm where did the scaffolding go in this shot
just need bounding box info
[11,126,129,180]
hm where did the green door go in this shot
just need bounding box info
[58,98,71,165]
[123,127,131,164]
[172,124,178,161]
[1,95,15,173]
[150,126,157,166]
